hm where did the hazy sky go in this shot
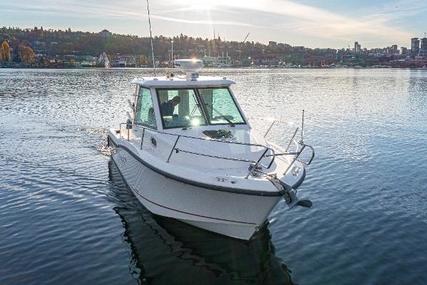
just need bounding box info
[1,0,427,48]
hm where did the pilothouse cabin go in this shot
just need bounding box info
[131,61,248,134]
[125,59,264,172]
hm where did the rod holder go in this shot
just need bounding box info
[300,109,305,144]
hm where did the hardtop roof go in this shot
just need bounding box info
[131,76,235,88]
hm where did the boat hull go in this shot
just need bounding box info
[111,145,282,240]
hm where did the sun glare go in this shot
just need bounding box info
[191,118,201,126]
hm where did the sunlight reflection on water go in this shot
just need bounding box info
[0,68,426,285]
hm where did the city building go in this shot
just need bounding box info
[420,38,427,57]
[411,38,420,56]
[354,41,361,54]
[390,45,398,55]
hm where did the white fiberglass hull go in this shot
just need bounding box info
[111,145,282,240]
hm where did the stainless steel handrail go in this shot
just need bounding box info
[132,123,269,148]
[118,123,276,170]
[245,148,270,179]
[175,148,257,163]
[282,142,315,176]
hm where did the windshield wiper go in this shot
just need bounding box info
[205,103,235,127]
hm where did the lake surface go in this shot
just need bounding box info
[1,68,426,285]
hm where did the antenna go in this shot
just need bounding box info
[145,0,156,75]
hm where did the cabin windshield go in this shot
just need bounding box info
[198,88,245,125]
[156,87,245,129]
[157,89,207,129]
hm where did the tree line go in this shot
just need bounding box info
[1,26,343,66]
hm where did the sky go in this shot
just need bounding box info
[1,0,427,48]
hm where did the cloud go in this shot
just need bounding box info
[1,0,422,46]
[150,15,254,27]
[0,1,252,28]
[163,0,412,45]
[369,0,427,19]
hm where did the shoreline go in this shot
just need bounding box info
[1,66,427,70]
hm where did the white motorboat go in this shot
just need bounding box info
[107,59,314,240]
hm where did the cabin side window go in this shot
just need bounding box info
[135,87,157,129]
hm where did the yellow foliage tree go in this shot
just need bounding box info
[0,40,11,62]
[19,44,36,65]
[138,54,149,66]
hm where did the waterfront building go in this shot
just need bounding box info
[411,38,420,56]
[420,38,427,57]
[202,54,232,67]
[110,55,136,67]
[401,47,408,55]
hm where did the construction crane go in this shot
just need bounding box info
[242,33,250,43]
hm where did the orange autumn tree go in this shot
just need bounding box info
[19,44,36,65]
[0,40,11,62]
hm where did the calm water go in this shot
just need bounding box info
[1,68,427,285]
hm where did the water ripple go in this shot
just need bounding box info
[1,68,427,284]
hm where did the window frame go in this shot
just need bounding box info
[155,87,247,130]
[197,87,247,126]
[135,87,158,130]
[155,87,209,130]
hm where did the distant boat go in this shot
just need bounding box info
[98,52,111,68]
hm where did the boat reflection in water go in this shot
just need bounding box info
[108,161,294,285]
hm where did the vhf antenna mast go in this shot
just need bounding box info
[145,0,156,75]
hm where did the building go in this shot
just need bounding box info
[111,55,136,67]
[390,45,398,55]
[401,47,408,55]
[420,38,427,57]
[202,54,232,67]
[411,38,420,56]
[354,41,361,54]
